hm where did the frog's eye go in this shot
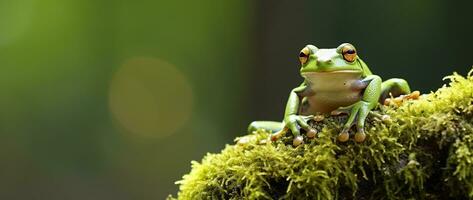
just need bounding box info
[341,44,357,62]
[299,47,310,65]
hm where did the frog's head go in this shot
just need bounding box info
[298,43,367,75]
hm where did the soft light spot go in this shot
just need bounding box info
[0,0,34,46]
[109,57,193,138]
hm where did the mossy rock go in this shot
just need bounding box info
[169,70,473,200]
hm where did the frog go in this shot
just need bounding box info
[247,43,413,146]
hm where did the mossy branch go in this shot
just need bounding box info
[169,69,473,200]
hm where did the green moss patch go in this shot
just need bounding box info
[169,70,473,199]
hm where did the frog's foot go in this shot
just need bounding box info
[270,127,288,141]
[271,127,312,147]
[277,115,318,146]
[333,101,372,143]
[270,127,307,147]
[384,91,420,106]
[297,115,318,145]
[236,135,256,145]
[236,135,271,145]
[301,115,320,139]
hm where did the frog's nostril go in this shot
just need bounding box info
[318,58,332,64]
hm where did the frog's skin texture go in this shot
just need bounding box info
[248,43,411,145]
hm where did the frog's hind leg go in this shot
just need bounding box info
[248,121,286,142]
[247,121,283,134]
[379,78,411,103]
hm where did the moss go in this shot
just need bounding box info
[169,69,473,200]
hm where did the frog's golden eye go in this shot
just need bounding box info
[299,47,310,65]
[341,45,357,62]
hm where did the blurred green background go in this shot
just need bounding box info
[0,0,471,199]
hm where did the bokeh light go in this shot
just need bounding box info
[0,0,34,46]
[109,57,193,138]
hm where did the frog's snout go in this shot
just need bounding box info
[317,58,332,65]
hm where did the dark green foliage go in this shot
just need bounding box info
[169,70,473,200]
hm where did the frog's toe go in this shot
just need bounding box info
[408,91,420,100]
[384,91,421,106]
[337,131,350,142]
[331,104,354,116]
[293,135,304,146]
[306,128,317,138]
[354,131,366,143]
[331,109,349,116]
[236,135,253,145]
[312,115,325,122]
[270,127,288,141]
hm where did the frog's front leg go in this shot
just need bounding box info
[272,83,316,146]
[333,75,382,143]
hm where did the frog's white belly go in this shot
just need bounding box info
[301,70,364,114]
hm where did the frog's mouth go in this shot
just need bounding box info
[301,70,363,86]
[301,70,362,78]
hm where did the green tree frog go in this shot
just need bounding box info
[248,43,412,146]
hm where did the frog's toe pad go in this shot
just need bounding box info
[293,136,304,146]
[354,132,366,143]
[306,129,317,138]
[337,132,349,142]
